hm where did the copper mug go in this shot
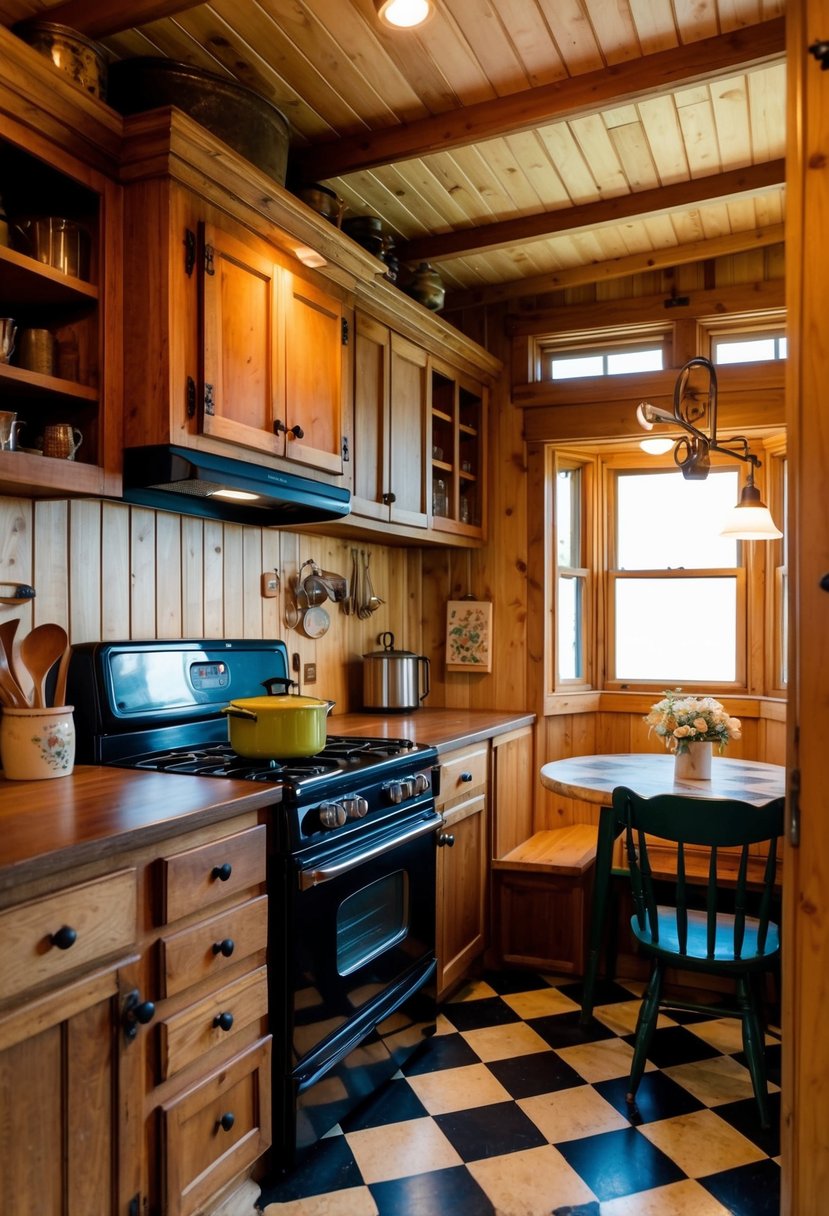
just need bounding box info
[0,318,16,364]
[43,423,83,460]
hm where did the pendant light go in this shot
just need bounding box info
[374,0,434,28]
[719,470,783,540]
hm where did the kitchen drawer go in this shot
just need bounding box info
[161,1035,272,1216]
[436,743,489,808]
[0,869,136,1005]
[161,824,267,924]
[160,965,268,1080]
[160,895,268,998]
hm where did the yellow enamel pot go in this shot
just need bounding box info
[222,692,334,758]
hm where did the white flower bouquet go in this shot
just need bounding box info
[645,688,742,755]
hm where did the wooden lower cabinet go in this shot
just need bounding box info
[0,956,143,1216]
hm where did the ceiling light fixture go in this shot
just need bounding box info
[639,436,675,455]
[374,0,434,29]
[635,356,782,540]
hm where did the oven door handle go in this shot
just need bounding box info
[299,814,440,890]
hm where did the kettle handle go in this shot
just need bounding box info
[418,655,431,703]
[379,631,395,651]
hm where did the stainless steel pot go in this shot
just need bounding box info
[222,677,334,757]
[363,632,430,712]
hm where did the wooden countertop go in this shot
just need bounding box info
[0,709,534,890]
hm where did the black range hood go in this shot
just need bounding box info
[122,445,351,526]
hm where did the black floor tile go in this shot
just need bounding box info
[258,1134,361,1203]
[700,1157,782,1216]
[441,994,521,1032]
[714,1091,781,1157]
[551,1205,601,1216]
[342,1075,429,1132]
[622,1023,721,1068]
[734,1040,782,1087]
[528,1008,617,1050]
[401,1030,481,1075]
[595,1070,705,1124]
[488,1049,587,1099]
[371,1165,495,1216]
[434,1098,548,1162]
[555,1126,685,1201]
[479,968,552,995]
[556,977,640,1007]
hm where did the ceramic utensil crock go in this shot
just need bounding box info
[1,704,75,779]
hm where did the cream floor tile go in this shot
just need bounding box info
[592,999,676,1037]
[447,978,498,1003]
[503,986,581,1020]
[406,1061,512,1115]
[600,1177,733,1215]
[663,1052,779,1107]
[261,1187,379,1215]
[556,1036,654,1084]
[461,1020,551,1063]
[518,1084,629,1143]
[684,1015,777,1054]
[638,1108,766,1178]
[345,1116,462,1184]
[434,1011,457,1036]
[467,1143,596,1214]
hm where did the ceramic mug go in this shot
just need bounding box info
[0,411,18,451]
[0,317,16,363]
[43,423,83,460]
[17,327,56,376]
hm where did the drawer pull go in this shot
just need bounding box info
[437,832,455,847]
[213,1011,234,1032]
[122,989,156,1042]
[50,925,78,950]
[218,1112,235,1133]
[211,863,233,882]
[213,937,235,958]
[460,771,473,782]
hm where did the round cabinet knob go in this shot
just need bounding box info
[319,801,347,829]
[343,796,368,820]
[213,1011,234,1032]
[414,773,429,794]
[460,771,473,783]
[122,989,156,1041]
[211,863,232,882]
[50,925,78,950]
[218,1112,235,1133]
[437,832,455,847]
[213,938,235,958]
[134,999,156,1025]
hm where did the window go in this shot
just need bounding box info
[712,333,787,365]
[556,463,589,683]
[549,342,664,381]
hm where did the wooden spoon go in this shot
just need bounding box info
[0,636,27,707]
[52,642,73,709]
[0,617,26,704]
[19,623,69,709]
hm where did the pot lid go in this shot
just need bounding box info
[363,630,417,658]
[226,694,331,711]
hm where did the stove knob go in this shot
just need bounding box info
[343,796,369,820]
[319,801,347,829]
[387,781,404,804]
[414,773,429,794]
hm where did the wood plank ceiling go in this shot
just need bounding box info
[0,0,787,301]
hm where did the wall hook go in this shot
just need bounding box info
[0,582,35,605]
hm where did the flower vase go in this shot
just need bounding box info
[674,742,712,781]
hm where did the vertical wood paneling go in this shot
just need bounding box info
[242,527,263,639]
[155,512,182,639]
[181,516,205,637]
[69,501,102,644]
[33,500,69,630]
[129,508,156,639]
[203,521,224,637]
[222,524,245,638]
[0,499,34,639]
[100,504,130,639]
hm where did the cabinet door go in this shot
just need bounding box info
[282,270,348,475]
[0,958,143,1216]
[436,792,487,999]
[388,333,429,528]
[430,361,488,539]
[351,312,391,521]
[200,220,282,455]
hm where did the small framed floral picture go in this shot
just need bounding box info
[445,600,493,673]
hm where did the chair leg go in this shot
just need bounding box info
[627,961,663,1104]
[737,973,771,1130]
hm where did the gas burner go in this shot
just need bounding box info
[321,736,415,758]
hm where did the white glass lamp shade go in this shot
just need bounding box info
[719,482,782,540]
[639,437,675,455]
[375,0,433,27]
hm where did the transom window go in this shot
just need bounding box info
[548,343,664,381]
[712,333,787,365]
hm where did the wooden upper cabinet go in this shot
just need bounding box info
[430,359,488,541]
[351,312,428,529]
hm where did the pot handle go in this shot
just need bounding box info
[261,676,297,695]
[380,631,395,651]
[418,656,431,703]
[222,705,258,722]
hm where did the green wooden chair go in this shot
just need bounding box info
[612,785,784,1129]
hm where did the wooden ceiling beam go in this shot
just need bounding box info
[292,17,784,184]
[396,160,786,264]
[444,224,786,310]
[29,0,203,38]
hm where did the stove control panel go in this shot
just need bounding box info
[385,772,430,804]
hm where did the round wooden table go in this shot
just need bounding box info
[539,752,786,1021]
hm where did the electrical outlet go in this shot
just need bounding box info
[260,571,279,598]
[304,663,317,684]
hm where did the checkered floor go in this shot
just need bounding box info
[257,970,781,1216]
